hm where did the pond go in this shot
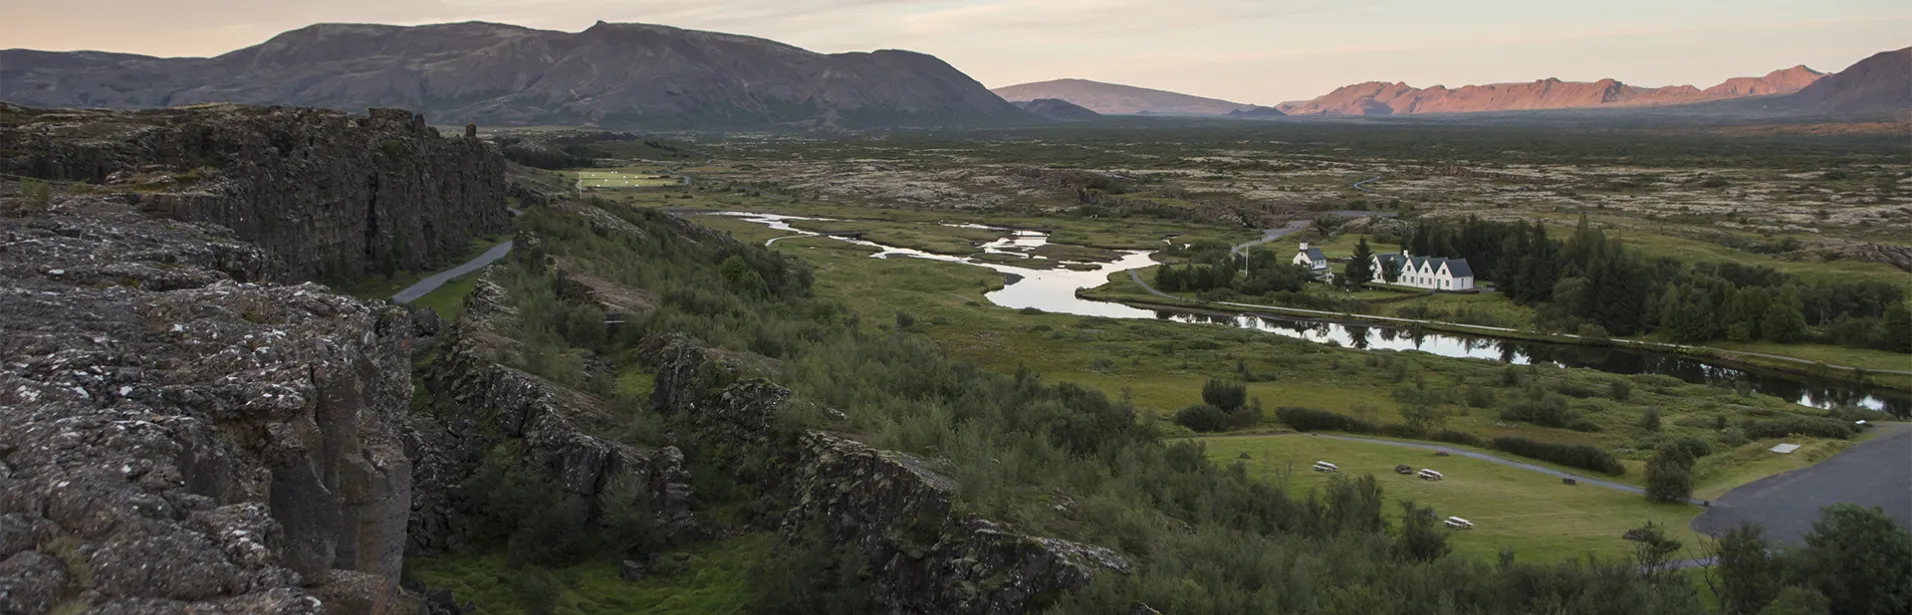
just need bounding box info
[707,212,1907,416]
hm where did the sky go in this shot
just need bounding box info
[3,0,1907,104]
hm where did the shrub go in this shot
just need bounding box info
[1492,436,1626,476]
[1744,416,1857,440]
[1668,435,1713,460]
[1638,408,1662,432]
[1430,430,1483,447]
[1175,404,1231,433]
[1609,380,1632,401]
[1201,379,1248,412]
[1644,445,1695,503]
[1276,407,1373,433]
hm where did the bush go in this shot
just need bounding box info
[1175,404,1231,433]
[1638,408,1662,432]
[1202,379,1248,412]
[1276,407,1373,433]
[1609,380,1632,401]
[1644,445,1695,503]
[1430,430,1483,447]
[1500,391,1578,428]
[1744,416,1857,440]
[1668,435,1713,460]
[1492,436,1626,476]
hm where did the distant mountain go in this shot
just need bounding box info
[1769,47,1911,117]
[0,21,1031,129]
[991,79,1254,115]
[1278,65,1828,116]
[1015,98,1101,122]
[1703,66,1825,96]
[1227,106,1287,119]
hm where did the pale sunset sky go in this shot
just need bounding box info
[3,0,1906,104]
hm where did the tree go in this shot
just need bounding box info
[1644,445,1694,503]
[1397,499,1450,562]
[1382,257,1403,284]
[1714,524,1782,615]
[1345,237,1375,289]
[1756,587,1830,615]
[1883,302,1912,353]
[1631,521,1685,578]
[1761,285,1809,343]
[1798,504,1912,615]
[1202,379,1248,412]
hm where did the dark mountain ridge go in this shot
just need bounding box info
[0,21,1032,129]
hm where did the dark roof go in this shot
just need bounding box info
[1444,259,1475,277]
[1303,247,1327,265]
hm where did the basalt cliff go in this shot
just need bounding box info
[0,104,506,613]
[0,105,1126,613]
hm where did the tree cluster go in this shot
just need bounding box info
[1404,216,1910,351]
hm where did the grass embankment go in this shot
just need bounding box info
[1200,434,1706,562]
[409,273,484,321]
[786,218,1008,255]
[407,533,772,615]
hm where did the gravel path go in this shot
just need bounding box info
[392,241,513,303]
[1352,176,1382,192]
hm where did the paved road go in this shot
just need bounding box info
[1231,220,1313,257]
[1692,423,1912,547]
[392,241,513,303]
[1352,176,1382,192]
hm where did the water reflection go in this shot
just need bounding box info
[1162,311,1908,417]
[707,212,1908,417]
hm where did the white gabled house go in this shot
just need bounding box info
[1371,251,1475,292]
[1292,243,1334,282]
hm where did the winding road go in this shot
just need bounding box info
[1352,176,1382,192]
[392,241,514,303]
[1231,220,1313,256]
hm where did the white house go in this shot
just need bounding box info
[1371,252,1475,292]
[1292,243,1334,282]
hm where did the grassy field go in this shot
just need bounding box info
[407,534,772,615]
[574,170,678,190]
[408,272,484,321]
[1200,434,1708,563]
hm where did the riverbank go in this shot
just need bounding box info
[1084,271,1912,396]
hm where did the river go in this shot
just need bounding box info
[707,212,1908,417]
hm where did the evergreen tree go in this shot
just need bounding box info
[1345,237,1375,289]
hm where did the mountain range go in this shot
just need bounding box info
[991,79,1255,115]
[1274,66,1827,116]
[0,21,1028,129]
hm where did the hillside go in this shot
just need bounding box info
[1279,65,1827,116]
[992,79,1254,115]
[1015,98,1102,121]
[0,21,1030,129]
[1769,47,1912,117]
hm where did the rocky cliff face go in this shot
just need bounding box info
[0,104,508,281]
[0,192,417,613]
[408,269,696,554]
[0,21,1031,129]
[640,333,1130,614]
